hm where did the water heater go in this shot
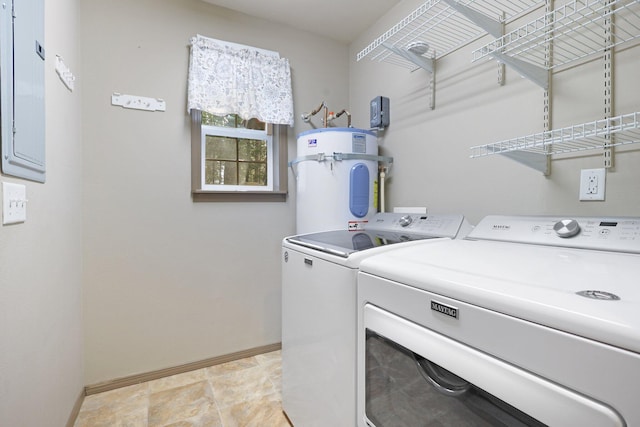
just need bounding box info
[293,128,379,234]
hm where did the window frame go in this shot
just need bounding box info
[190,109,288,202]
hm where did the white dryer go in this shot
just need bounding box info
[357,215,640,427]
[281,213,472,427]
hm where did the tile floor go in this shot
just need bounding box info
[74,350,292,427]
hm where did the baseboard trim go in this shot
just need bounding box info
[84,342,282,396]
[66,388,85,427]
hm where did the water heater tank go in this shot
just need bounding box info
[293,128,379,234]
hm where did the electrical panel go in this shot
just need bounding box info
[1,0,46,182]
[370,96,389,129]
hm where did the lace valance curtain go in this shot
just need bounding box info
[188,34,294,126]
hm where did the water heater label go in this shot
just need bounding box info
[352,134,366,153]
[308,138,317,147]
[348,220,367,231]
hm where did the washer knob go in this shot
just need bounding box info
[399,215,413,227]
[554,219,581,238]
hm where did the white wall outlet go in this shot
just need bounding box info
[579,168,606,201]
[2,182,27,224]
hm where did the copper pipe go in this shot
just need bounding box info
[301,101,328,126]
[334,109,352,127]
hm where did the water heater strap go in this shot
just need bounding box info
[288,152,393,167]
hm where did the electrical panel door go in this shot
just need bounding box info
[1,0,46,182]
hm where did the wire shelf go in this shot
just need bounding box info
[472,0,640,69]
[470,112,640,158]
[357,0,542,69]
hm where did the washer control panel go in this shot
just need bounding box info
[365,212,467,239]
[468,215,640,253]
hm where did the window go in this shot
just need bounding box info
[202,113,271,190]
[191,110,288,202]
[187,35,292,202]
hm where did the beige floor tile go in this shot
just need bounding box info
[75,383,149,427]
[255,350,281,364]
[155,410,223,427]
[80,383,149,412]
[115,406,148,427]
[148,368,208,394]
[256,352,282,394]
[74,407,117,427]
[75,405,150,427]
[206,357,259,378]
[217,394,291,427]
[209,365,276,409]
[148,381,218,427]
[75,351,284,427]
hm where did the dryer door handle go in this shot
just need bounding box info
[414,355,471,397]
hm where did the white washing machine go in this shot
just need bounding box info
[281,213,472,427]
[357,215,640,427]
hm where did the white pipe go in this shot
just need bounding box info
[379,167,386,213]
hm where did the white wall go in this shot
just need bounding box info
[80,0,350,384]
[0,0,84,425]
[350,0,640,224]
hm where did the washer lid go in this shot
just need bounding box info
[286,229,438,258]
[360,239,640,353]
[286,213,468,257]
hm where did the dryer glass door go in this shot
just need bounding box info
[366,331,543,426]
[362,304,624,427]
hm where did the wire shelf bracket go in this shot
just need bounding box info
[472,0,640,87]
[495,149,550,174]
[383,43,436,109]
[442,0,504,37]
[383,43,435,72]
[492,52,549,89]
[356,0,542,108]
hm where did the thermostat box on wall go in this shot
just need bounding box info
[370,96,389,129]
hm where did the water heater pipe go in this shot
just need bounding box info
[301,101,328,127]
[379,166,387,213]
[334,109,352,127]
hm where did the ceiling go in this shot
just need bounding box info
[200,0,402,43]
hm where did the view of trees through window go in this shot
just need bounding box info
[202,112,268,187]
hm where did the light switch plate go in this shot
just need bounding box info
[579,168,606,201]
[2,182,27,224]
